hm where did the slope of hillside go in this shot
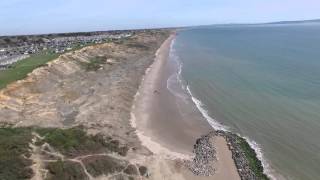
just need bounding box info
[0,30,173,180]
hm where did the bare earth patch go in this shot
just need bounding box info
[0,30,171,180]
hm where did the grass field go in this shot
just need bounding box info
[0,52,59,89]
[0,40,113,90]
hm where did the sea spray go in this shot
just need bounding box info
[130,34,192,160]
[166,39,190,102]
[186,85,229,132]
[168,36,276,180]
[245,138,280,180]
[175,25,320,179]
[168,37,229,131]
[185,74,276,180]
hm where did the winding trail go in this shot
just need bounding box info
[28,132,139,180]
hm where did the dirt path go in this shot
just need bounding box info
[28,132,142,180]
[29,133,48,180]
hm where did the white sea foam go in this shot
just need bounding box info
[168,37,280,180]
[186,84,279,180]
[166,39,189,101]
[130,35,192,160]
[186,85,229,131]
[245,138,282,180]
[185,79,280,180]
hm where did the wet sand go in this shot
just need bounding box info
[132,33,241,179]
[132,34,211,155]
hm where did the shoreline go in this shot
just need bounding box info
[130,34,193,158]
[0,28,272,179]
[184,64,274,179]
[131,32,241,179]
[168,32,273,180]
[131,31,272,180]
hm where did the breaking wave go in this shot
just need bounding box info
[168,37,279,180]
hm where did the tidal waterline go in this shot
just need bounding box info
[174,23,320,180]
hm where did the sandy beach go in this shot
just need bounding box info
[0,29,242,180]
[0,30,180,180]
[132,33,240,179]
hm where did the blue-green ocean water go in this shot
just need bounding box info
[173,23,320,180]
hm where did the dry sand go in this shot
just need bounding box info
[132,33,241,180]
[0,29,240,180]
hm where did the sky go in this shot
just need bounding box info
[0,0,319,35]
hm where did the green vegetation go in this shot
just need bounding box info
[0,41,109,90]
[0,127,33,180]
[36,127,129,157]
[46,160,87,180]
[80,56,106,71]
[0,126,130,180]
[126,42,150,50]
[0,52,59,89]
[124,164,139,175]
[36,127,108,157]
[84,155,126,177]
[237,136,269,180]
[138,166,148,177]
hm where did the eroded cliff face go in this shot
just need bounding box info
[0,30,173,180]
[0,32,174,159]
[0,31,167,132]
[3,29,223,180]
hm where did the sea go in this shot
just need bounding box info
[170,23,320,180]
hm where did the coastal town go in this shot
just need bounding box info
[0,31,132,69]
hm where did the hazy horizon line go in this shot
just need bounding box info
[1,18,319,37]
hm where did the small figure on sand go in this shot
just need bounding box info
[153,90,160,94]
